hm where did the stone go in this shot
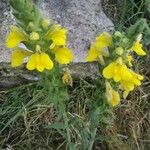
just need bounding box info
[39,0,114,62]
[0,0,113,88]
[0,0,114,63]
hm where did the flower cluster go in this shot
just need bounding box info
[86,32,146,107]
[6,21,73,72]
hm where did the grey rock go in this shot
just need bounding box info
[39,0,114,62]
[0,0,15,62]
[0,0,113,88]
[0,0,114,63]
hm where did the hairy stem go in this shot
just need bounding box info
[88,128,97,150]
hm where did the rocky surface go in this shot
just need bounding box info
[0,0,114,63]
[0,0,113,88]
[39,0,114,62]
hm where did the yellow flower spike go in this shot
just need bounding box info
[105,81,120,107]
[53,47,73,64]
[86,45,102,62]
[11,48,32,67]
[45,25,67,46]
[131,41,146,56]
[26,52,53,72]
[6,26,28,48]
[95,32,112,49]
[62,68,73,86]
[115,47,123,55]
[30,32,40,41]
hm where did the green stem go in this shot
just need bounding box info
[88,128,97,150]
[63,112,71,149]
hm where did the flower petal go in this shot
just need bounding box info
[86,46,101,62]
[105,81,120,107]
[41,53,54,70]
[131,42,146,56]
[54,47,73,64]
[111,90,120,107]
[26,54,37,71]
[102,62,115,79]
[11,48,31,67]
[120,64,132,81]
[45,25,67,46]
[95,32,112,49]
[36,65,44,72]
[6,26,28,48]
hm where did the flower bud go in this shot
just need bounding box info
[62,69,73,86]
[116,57,123,65]
[41,19,50,29]
[122,38,129,44]
[49,43,55,49]
[36,45,41,52]
[127,55,133,67]
[27,22,34,31]
[115,47,123,55]
[30,32,40,41]
[114,31,122,37]
[136,33,142,42]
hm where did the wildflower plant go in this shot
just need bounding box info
[86,19,147,107]
[7,0,73,71]
[6,0,74,148]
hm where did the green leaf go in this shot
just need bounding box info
[46,122,65,130]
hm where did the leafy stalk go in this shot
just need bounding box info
[10,0,42,32]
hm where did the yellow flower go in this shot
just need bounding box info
[11,48,32,67]
[131,41,146,56]
[30,32,40,41]
[120,71,144,98]
[86,45,109,63]
[26,52,54,72]
[45,25,67,46]
[95,32,112,49]
[11,45,53,72]
[86,32,111,63]
[86,45,103,62]
[103,58,132,82]
[62,69,73,86]
[105,81,120,107]
[53,47,73,64]
[6,26,28,48]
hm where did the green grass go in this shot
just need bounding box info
[0,78,112,149]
